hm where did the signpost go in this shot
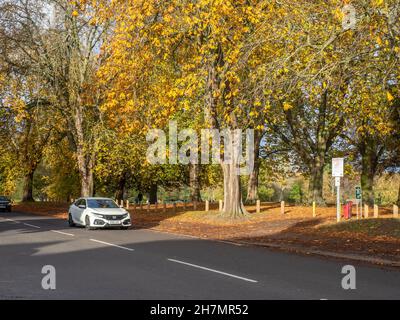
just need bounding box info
[332,158,344,222]
[332,158,344,177]
[355,186,362,219]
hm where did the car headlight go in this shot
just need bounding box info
[122,213,129,219]
[92,212,106,219]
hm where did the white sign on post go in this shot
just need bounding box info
[332,158,344,223]
[332,158,344,177]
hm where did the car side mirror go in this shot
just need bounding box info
[78,204,86,209]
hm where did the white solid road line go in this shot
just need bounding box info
[23,223,41,229]
[89,239,134,251]
[51,230,74,236]
[167,258,258,283]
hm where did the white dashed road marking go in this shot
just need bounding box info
[5,218,20,224]
[23,223,41,229]
[51,230,74,237]
[167,258,258,283]
[89,239,134,251]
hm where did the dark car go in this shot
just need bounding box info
[0,196,12,212]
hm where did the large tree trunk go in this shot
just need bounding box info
[222,163,247,218]
[115,174,126,201]
[308,156,325,205]
[246,131,262,203]
[189,163,201,202]
[80,172,93,197]
[246,162,259,204]
[205,46,247,218]
[360,167,375,206]
[74,105,94,197]
[359,140,379,206]
[149,184,158,204]
[22,170,35,202]
[360,155,376,206]
[397,181,400,207]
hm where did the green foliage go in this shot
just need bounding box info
[288,182,304,204]
[258,185,274,202]
[374,174,400,205]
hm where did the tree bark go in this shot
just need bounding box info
[74,105,95,197]
[115,174,127,201]
[308,156,325,205]
[149,184,158,204]
[360,167,375,206]
[80,172,93,197]
[221,162,247,218]
[22,170,35,202]
[360,153,377,206]
[189,163,201,202]
[359,139,380,206]
[246,167,259,203]
[246,131,262,203]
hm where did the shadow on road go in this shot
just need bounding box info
[1,218,400,300]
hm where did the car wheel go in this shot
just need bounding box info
[68,213,75,227]
[85,215,94,230]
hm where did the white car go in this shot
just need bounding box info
[68,197,131,230]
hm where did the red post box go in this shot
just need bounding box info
[347,201,353,219]
[342,203,348,219]
[342,201,353,219]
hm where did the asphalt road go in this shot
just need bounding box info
[0,211,399,300]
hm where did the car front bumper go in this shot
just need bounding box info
[89,216,131,228]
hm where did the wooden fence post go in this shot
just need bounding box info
[193,201,197,211]
[364,204,369,218]
[147,203,150,213]
[173,202,176,213]
[393,204,398,218]
[312,201,316,218]
[374,204,378,218]
[256,200,260,214]
[163,201,166,213]
[205,200,209,212]
[219,200,223,211]
[126,200,129,209]
[281,201,285,214]
[356,202,359,219]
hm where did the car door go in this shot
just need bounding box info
[71,199,83,224]
[75,199,87,224]
[70,200,79,223]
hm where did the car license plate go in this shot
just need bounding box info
[109,220,121,225]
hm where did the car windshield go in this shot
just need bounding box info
[0,196,9,201]
[87,199,119,209]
